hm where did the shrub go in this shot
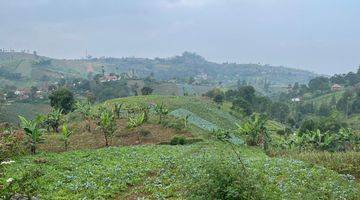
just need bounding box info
[0,167,44,199]
[0,129,26,161]
[170,136,186,145]
[44,108,62,133]
[139,129,151,137]
[161,119,184,131]
[49,88,75,114]
[189,157,263,199]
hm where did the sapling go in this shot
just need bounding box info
[60,123,72,151]
[18,115,45,154]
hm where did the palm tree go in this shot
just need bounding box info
[18,115,45,154]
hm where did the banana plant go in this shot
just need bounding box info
[45,108,63,133]
[18,115,45,154]
[236,114,269,149]
[139,105,150,122]
[97,109,116,147]
[302,129,334,150]
[154,103,169,124]
[183,114,190,128]
[127,113,145,129]
[60,123,72,151]
[76,101,93,132]
[113,103,123,119]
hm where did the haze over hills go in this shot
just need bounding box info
[0,51,317,89]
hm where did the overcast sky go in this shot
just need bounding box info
[0,0,359,75]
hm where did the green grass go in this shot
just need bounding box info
[2,143,359,199]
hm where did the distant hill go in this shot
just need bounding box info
[0,51,317,88]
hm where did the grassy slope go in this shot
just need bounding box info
[0,102,51,124]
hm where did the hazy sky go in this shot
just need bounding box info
[0,0,359,75]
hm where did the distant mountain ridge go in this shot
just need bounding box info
[0,51,318,88]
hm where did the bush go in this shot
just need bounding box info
[1,167,44,199]
[170,136,186,145]
[0,129,26,161]
[161,119,184,131]
[189,157,263,199]
[139,129,151,137]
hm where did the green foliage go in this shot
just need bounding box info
[308,76,330,92]
[1,144,359,199]
[299,113,348,134]
[0,167,44,200]
[0,128,26,160]
[112,103,123,119]
[96,109,116,147]
[290,151,360,179]
[189,157,263,200]
[140,86,153,95]
[60,123,72,151]
[49,88,75,114]
[183,114,190,128]
[236,114,270,151]
[44,108,62,133]
[18,115,45,154]
[161,119,185,131]
[169,108,218,131]
[127,113,145,129]
[154,103,169,124]
[75,101,93,132]
[170,136,186,145]
[287,128,359,151]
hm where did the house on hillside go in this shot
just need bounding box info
[291,97,301,102]
[331,84,342,92]
[14,89,30,100]
[100,75,119,83]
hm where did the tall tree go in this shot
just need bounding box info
[49,88,75,114]
[308,76,330,92]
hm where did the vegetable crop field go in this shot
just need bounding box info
[1,143,359,199]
